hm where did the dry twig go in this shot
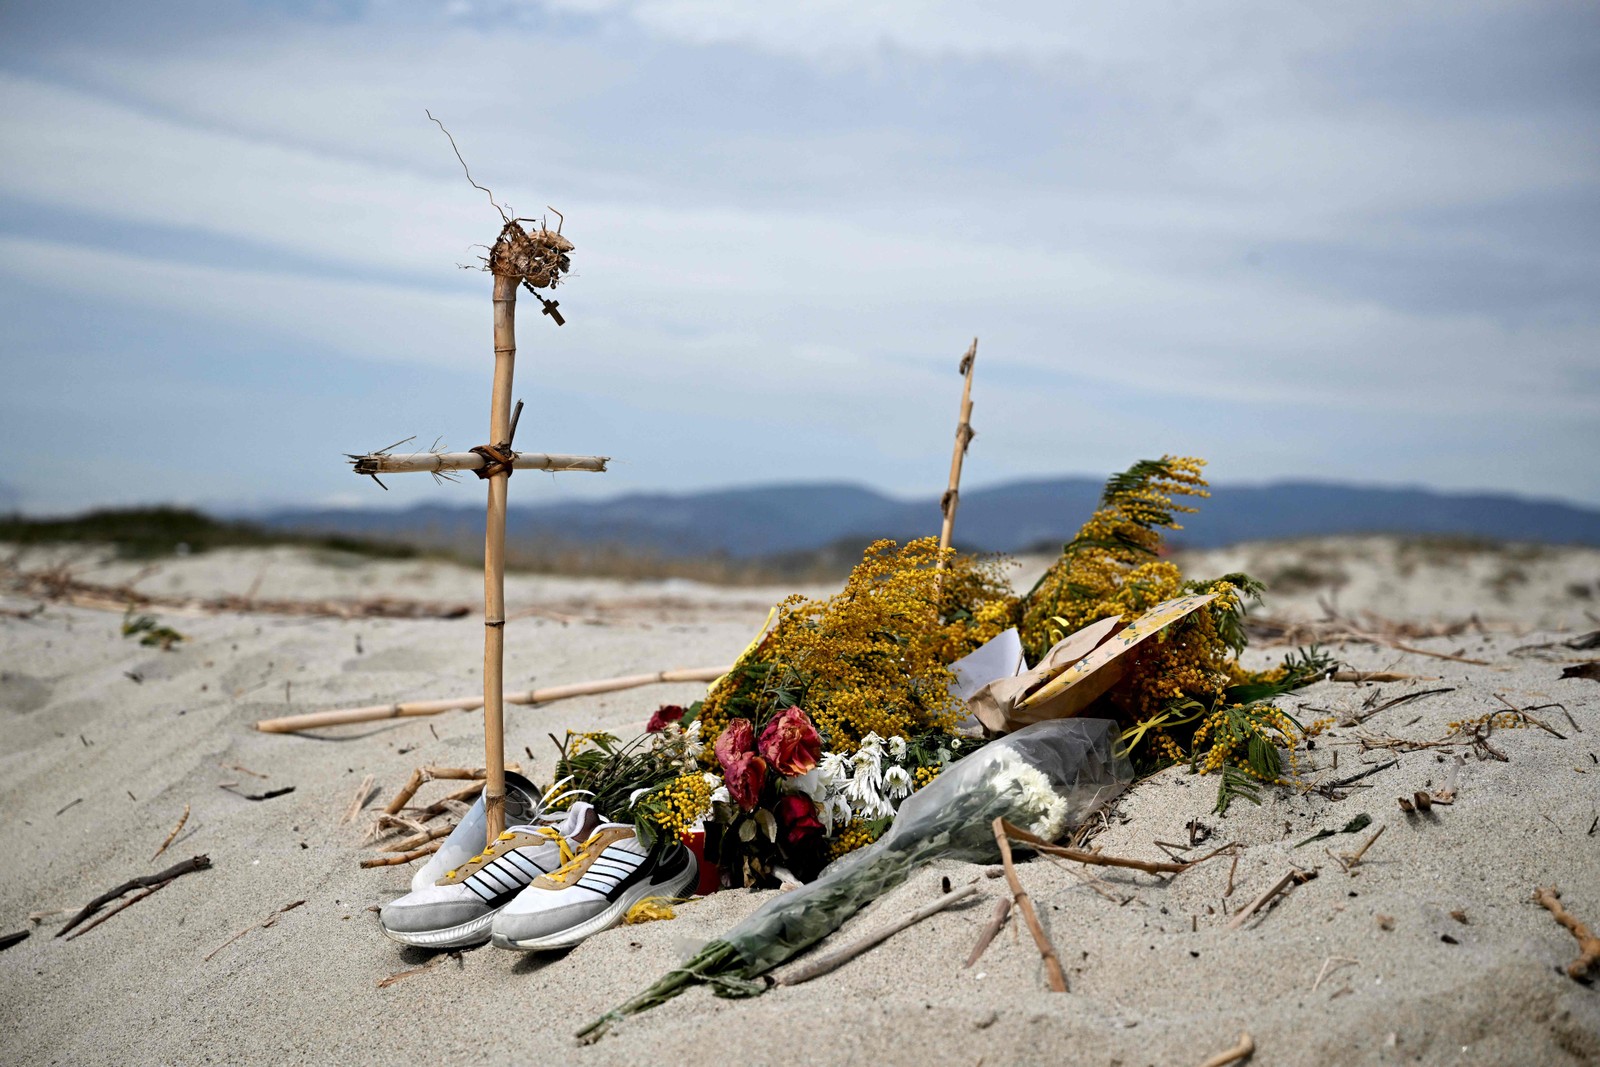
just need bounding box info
[361,840,443,868]
[377,949,462,989]
[58,855,212,938]
[1197,1031,1255,1067]
[1228,869,1316,931]
[964,896,1012,968]
[1533,886,1600,980]
[204,899,306,962]
[992,817,1067,992]
[151,803,190,862]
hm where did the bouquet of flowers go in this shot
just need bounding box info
[577,717,1130,1041]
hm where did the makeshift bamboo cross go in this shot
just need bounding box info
[936,338,978,568]
[349,199,604,845]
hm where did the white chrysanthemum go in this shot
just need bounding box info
[709,784,731,806]
[858,732,885,757]
[683,719,705,758]
[882,765,913,800]
[992,761,1070,842]
[887,735,908,760]
[817,751,850,782]
[845,770,882,810]
[862,793,897,821]
[850,746,883,789]
[935,747,951,765]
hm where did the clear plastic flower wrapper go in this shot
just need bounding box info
[578,718,1132,1041]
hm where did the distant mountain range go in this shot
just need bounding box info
[262,478,1600,559]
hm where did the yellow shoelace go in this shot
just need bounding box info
[446,825,572,880]
[541,830,608,885]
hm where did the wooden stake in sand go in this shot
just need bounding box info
[937,338,978,566]
[344,173,600,843]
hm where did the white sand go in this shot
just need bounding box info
[2,539,1598,1065]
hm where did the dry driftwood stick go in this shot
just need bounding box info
[1198,1031,1255,1067]
[63,882,171,942]
[992,817,1068,992]
[1001,819,1193,874]
[964,896,1012,967]
[252,666,729,733]
[1533,886,1600,980]
[361,840,443,868]
[778,884,979,986]
[151,803,190,862]
[937,337,978,566]
[1228,869,1312,931]
[57,855,212,938]
[383,823,455,853]
[342,775,376,823]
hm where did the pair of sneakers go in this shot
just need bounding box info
[379,791,696,952]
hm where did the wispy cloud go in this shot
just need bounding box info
[0,0,1595,513]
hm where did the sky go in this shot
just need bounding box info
[0,0,1596,515]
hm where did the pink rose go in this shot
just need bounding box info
[724,754,768,811]
[714,717,756,772]
[645,705,685,733]
[758,706,822,778]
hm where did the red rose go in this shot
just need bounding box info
[775,794,824,846]
[724,753,768,811]
[714,718,756,772]
[758,706,822,778]
[645,705,685,733]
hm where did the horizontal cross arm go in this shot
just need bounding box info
[350,451,608,476]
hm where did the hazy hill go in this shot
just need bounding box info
[263,478,1600,558]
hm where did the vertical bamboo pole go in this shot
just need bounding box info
[482,272,518,842]
[937,337,978,567]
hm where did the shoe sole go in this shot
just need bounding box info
[380,908,500,949]
[490,859,697,952]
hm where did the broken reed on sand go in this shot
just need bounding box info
[253,666,728,732]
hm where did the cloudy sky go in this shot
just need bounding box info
[1,0,1596,515]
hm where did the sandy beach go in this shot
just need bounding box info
[2,538,1598,1066]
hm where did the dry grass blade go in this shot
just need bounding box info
[377,949,462,989]
[342,775,377,824]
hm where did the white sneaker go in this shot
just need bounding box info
[379,801,599,948]
[490,824,697,951]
